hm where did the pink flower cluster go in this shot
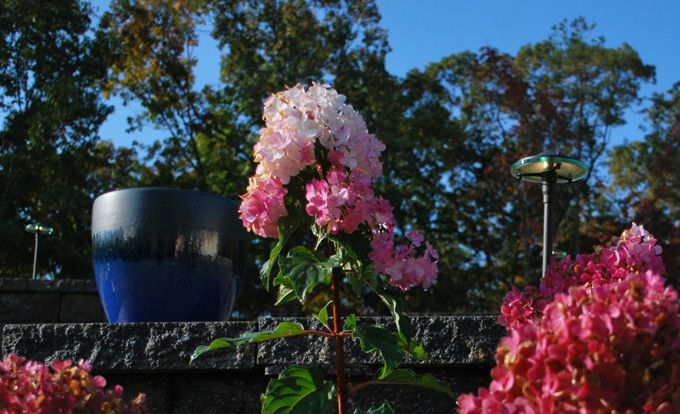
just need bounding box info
[499,223,665,329]
[239,83,438,290]
[369,230,439,291]
[240,176,287,238]
[240,83,385,238]
[0,354,147,413]
[459,224,680,413]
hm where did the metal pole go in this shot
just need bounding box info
[541,170,556,278]
[32,233,39,280]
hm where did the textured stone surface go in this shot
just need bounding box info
[59,294,106,322]
[0,293,61,323]
[0,317,504,412]
[0,278,29,291]
[258,316,503,369]
[27,279,98,293]
[2,322,256,370]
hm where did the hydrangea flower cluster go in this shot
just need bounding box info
[0,354,147,413]
[499,223,665,329]
[239,83,438,291]
[459,224,680,413]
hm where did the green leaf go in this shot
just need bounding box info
[260,223,296,291]
[314,300,333,327]
[261,366,335,414]
[344,315,403,377]
[346,272,364,297]
[372,369,453,397]
[275,285,297,306]
[373,283,429,361]
[353,403,395,414]
[190,322,304,363]
[311,224,328,250]
[274,270,297,306]
[278,246,341,302]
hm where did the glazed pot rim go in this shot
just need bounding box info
[94,187,236,204]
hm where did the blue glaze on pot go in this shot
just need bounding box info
[91,188,248,322]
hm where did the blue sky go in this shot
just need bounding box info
[93,0,680,150]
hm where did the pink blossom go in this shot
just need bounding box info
[241,83,438,291]
[369,229,438,291]
[460,225,680,413]
[305,179,333,227]
[0,354,147,413]
[239,176,288,238]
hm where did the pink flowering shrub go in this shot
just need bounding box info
[0,354,147,413]
[239,83,438,290]
[499,223,665,329]
[458,224,680,413]
[199,83,449,414]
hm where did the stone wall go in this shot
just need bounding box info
[0,279,504,413]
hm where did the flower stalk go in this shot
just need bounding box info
[330,267,348,413]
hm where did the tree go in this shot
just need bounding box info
[402,18,655,312]
[100,6,658,318]
[609,83,680,285]
[102,0,407,316]
[0,0,137,278]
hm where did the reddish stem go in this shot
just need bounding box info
[301,329,334,338]
[331,268,348,413]
[349,380,380,395]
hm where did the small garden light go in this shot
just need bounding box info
[511,153,588,277]
[25,223,53,280]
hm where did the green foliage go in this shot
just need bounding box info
[260,366,335,414]
[369,369,453,397]
[353,403,395,414]
[276,246,341,302]
[344,314,403,378]
[190,321,305,363]
[372,284,428,361]
[0,0,139,278]
[261,223,297,291]
[0,0,667,324]
[314,301,333,328]
[608,83,680,284]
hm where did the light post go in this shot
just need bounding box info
[25,224,54,279]
[510,153,588,277]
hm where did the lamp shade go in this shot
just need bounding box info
[510,154,588,183]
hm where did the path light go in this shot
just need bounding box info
[511,153,588,277]
[25,224,54,280]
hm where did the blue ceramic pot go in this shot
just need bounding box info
[91,188,248,322]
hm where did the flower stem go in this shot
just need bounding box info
[331,268,348,413]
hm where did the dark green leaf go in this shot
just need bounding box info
[191,322,304,363]
[373,283,429,361]
[278,246,341,302]
[274,270,297,306]
[353,402,395,414]
[261,366,335,414]
[275,286,297,306]
[372,369,453,396]
[260,223,295,291]
[314,300,333,327]
[344,315,403,377]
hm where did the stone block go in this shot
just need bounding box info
[0,293,61,323]
[0,278,28,292]
[59,294,106,322]
[257,316,503,369]
[2,322,257,370]
[27,279,98,293]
